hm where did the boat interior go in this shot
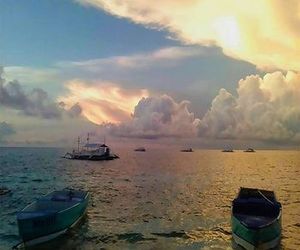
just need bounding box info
[18,190,87,216]
[233,188,281,229]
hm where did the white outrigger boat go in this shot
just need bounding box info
[64,134,119,161]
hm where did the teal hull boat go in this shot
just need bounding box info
[231,187,281,250]
[16,189,89,247]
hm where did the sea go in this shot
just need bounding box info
[0,147,299,250]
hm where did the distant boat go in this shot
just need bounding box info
[181,148,193,152]
[15,189,89,248]
[244,148,255,152]
[222,148,234,152]
[232,187,282,250]
[134,147,146,152]
[64,134,118,161]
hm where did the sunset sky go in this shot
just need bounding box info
[0,0,300,148]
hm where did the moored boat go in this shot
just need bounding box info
[64,134,119,161]
[231,187,281,250]
[222,148,234,152]
[181,148,193,152]
[15,189,89,248]
[244,148,255,152]
[134,147,146,152]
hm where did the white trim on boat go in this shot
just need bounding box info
[70,206,87,229]
[232,232,281,250]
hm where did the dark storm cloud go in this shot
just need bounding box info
[0,66,61,119]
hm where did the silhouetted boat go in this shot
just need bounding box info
[134,147,146,152]
[181,148,193,152]
[232,187,281,250]
[244,148,255,152]
[15,189,89,248]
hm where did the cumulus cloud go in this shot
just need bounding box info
[58,79,149,124]
[109,95,200,139]
[0,121,16,141]
[0,67,62,119]
[77,0,300,71]
[198,71,300,142]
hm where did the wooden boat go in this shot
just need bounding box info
[16,189,89,248]
[231,187,281,250]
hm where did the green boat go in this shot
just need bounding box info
[16,189,89,248]
[231,187,281,250]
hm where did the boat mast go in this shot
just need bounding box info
[77,137,80,152]
[87,133,90,150]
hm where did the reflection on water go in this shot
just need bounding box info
[0,148,299,249]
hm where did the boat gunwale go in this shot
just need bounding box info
[18,191,89,218]
[231,212,282,247]
[232,230,281,249]
[232,208,282,229]
[232,188,282,230]
[14,195,89,249]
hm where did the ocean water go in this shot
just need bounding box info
[0,147,299,250]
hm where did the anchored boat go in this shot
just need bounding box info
[244,148,255,152]
[231,187,282,250]
[134,147,146,152]
[64,134,118,161]
[15,189,89,248]
[181,148,193,152]
[222,147,234,152]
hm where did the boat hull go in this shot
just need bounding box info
[64,153,119,161]
[88,154,119,161]
[231,214,281,250]
[17,193,89,246]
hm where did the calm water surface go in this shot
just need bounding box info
[0,148,299,249]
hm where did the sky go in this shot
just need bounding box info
[0,0,300,148]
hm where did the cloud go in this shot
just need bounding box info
[109,95,200,139]
[77,0,300,71]
[68,103,83,117]
[58,46,205,71]
[198,71,300,142]
[58,79,149,124]
[0,122,16,141]
[0,67,62,119]
[4,46,258,121]
[3,66,59,85]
